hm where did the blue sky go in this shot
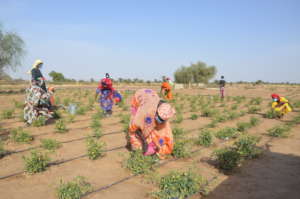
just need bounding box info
[1,0,299,82]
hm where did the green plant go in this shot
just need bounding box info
[90,118,102,130]
[86,138,105,160]
[234,135,261,159]
[267,125,291,137]
[264,109,280,119]
[247,106,261,114]
[213,114,228,123]
[1,109,14,119]
[120,114,130,124]
[93,109,104,120]
[249,117,260,126]
[172,127,185,139]
[32,116,47,127]
[174,114,183,123]
[202,108,218,117]
[57,176,93,199]
[76,106,87,115]
[249,97,262,105]
[23,151,50,174]
[52,110,62,119]
[66,114,76,123]
[0,140,7,158]
[214,148,241,171]
[172,140,190,158]
[55,119,68,133]
[13,99,24,109]
[206,120,218,128]
[93,129,103,139]
[215,127,239,140]
[125,150,158,174]
[230,104,238,110]
[236,122,252,132]
[227,111,239,120]
[239,110,247,117]
[190,113,198,120]
[40,139,61,151]
[153,170,206,199]
[10,128,33,143]
[196,129,213,147]
[292,100,300,108]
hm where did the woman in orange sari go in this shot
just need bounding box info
[129,89,175,159]
[160,77,173,100]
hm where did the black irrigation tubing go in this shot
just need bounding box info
[0,145,126,180]
[81,139,230,198]
[2,129,125,157]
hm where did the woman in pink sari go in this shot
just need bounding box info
[129,89,175,159]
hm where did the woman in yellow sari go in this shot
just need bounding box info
[271,94,292,117]
[129,89,175,159]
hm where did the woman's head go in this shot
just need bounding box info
[271,93,280,102]
[33,59,43,69]
[155,102,175,124]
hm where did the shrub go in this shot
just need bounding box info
[55,119,68,133]
[239,110,247,117]
[120,114,130,124]
[90,118,102,130]
[227,111,239,120]
[32,116,47,127]
[57,176,93,199]
[172,127,185,139]
[86,138,105,160]
[174,114,183,124]
[1,109,14,119]
[206,120,218,128]
[231,104,238,110]
[249,97,262,105]
[234,135,261,159]
[214,148,241,171]
[214,114,228,123]
[215,127,239,140]
[249,117,260,127]
[66,114,76,123]
[293,100,300,108]
[10,128,33,143]
[267,125,291,137]
[190,114,198,120]
[125,150,157,174]
[236,122,252,132]
[247,106,261,114]
[202,108,218,117]
[153,170,206,199]
[93,129,103,139]
[92,109,104,120]
[40,139,61,151]
[172,140,190,158]
[13,100,24,109]
[196,129,213,147]
[264,109,280,119]
[23,151,50,174]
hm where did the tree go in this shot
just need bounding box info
[174,61,217,84]
[49,71,65,82]
[0,24,25,79]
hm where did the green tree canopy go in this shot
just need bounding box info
[49,71,65,82]
[0,24,25,79]
[174,61,217,84]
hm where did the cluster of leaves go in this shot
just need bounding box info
[55,119,68,133]
[195,129,213,147]
[172,127,186,140]
[172,139,191,158]
[249,97,262,105]
[13,99,24,109]
[23,151,50,174]
[264,109,280,119]
[57,176,93,199]
[1,109,14,119]
[215,127,239,140]
[32,116,47,127]
[174,113,183,124]
[76,106,87,115]
[232,96,246,104]
[40,139,61,151]
[247,106,261,114]
[125,150,158,174]
[214,135,261,171]
[201,107,218,117]
[10,128,33,143]
[190,113,198,120]
[153,170,206,199]
[267,125,291,138]
[86,137,105,160]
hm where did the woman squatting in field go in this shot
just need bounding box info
[271,93,292,118]
[128,89,176,159]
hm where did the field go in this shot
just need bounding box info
[0,83,300,199]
